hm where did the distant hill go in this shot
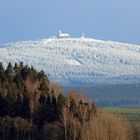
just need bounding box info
[0,37,140,86]
[0,37,140,107]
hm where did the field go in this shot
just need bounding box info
[105,108,140,140]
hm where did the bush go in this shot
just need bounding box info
[82,110,132,140]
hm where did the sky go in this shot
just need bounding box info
[0,0,140,44]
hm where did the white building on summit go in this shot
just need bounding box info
[58,30,70,38]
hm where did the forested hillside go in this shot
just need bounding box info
[0,62,134,140]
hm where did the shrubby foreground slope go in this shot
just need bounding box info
[0,63,133,140]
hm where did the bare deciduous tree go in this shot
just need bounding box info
[69,114,81,140]
[52,82,62,103]
[61,106,72,140]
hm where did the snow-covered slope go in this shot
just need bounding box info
[0,37,140,86]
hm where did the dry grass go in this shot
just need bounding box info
[82,110,132,140]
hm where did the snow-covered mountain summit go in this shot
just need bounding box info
[0,37,140,86]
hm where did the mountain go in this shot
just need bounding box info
[0,37,140,86]
[1,37,140,107]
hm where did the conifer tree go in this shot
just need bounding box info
[5,62,13,82]
[0,62,4,82]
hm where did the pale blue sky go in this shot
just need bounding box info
[0,0,140,44]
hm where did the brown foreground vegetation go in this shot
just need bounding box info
[83,110,132,140]
[0,62,134,140]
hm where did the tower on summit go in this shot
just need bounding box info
[82,33,85,38]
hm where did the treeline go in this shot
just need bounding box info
[0,62,133,140]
